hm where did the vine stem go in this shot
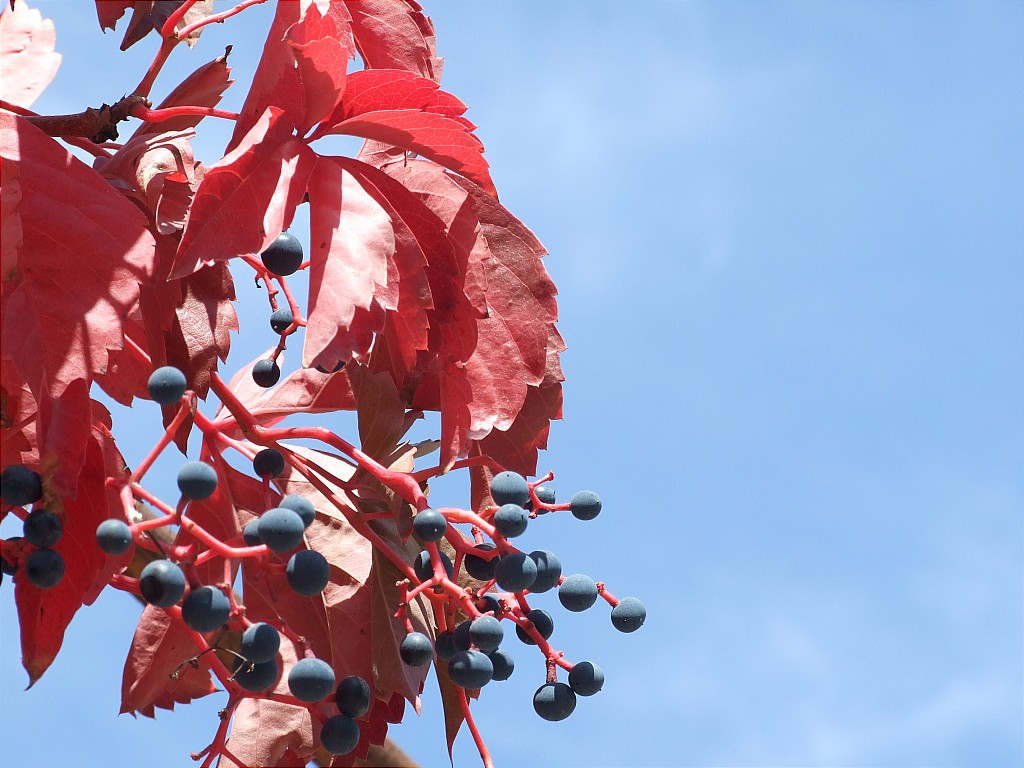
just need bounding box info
[176,0,269,39]
[457,687,495,768]
[131,394,196,482]
[132,104,240,123]
[208,373,427,510]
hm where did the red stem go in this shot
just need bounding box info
[132,105,240,123]
[456,687,495,768]
[176,0,269,39]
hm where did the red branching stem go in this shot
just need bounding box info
[181,516,269,560]
[133,37,178,98]
[132,104,240,123]
[123,333,152,366]
[210,372,426,509]
[0,100,114,157]
[132,484,176,517]
[176,0,268,38]
[159,0,201,38]
[438,508,497,539]
[132,510,177,534]
[596,582,620,607]
[131,396,195,481]
[456,687,495,768]
[194,693,239,768]
[411,455,502,484]
[110,573,141,595]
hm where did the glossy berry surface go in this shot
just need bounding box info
[256,507,305,552]
[488,648,515,681]
[533,682,576,721]
[260,231,304,276]
[494,552,537,592]
[286,549,330,596]
[493,504,528,538]
[147,366,187,405]
[469,615,504,653]
[252,359,281,388]
[25,548,64,589]
[288,657,336,702]
[558,573,599,612]
[269,306,293,333]
[23,509,63,548]
[534,485,556,505]
[279,494,315,529]
[96,519,133,555]
[252,448,285,479]
[181,586,231,632]
[139,560,186,607]
[399,632,433,666]
[411,508,447,543]
[240,622,280,664]
[515,608,555,645]
[464,543,496,580]
[528,549,562,593]
[448,649,493,689]
[570,489,602,520]
[177,461,218,501]
[320,714,360,756]
[233,657,278,692]
[490,471,530,506]
[335,675,371,718]
[1,465,42,506]
[611,596,647,633]
[568,660,605,696]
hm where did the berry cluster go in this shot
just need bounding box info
[1,465,64,589]
[394,469,646,730]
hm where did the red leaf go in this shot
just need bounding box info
[165,261,238,398]
[15,427,120,685]
[0,0,61,109]
[93,315,152,406]
[173,107,315,278]
[95,0,133,32]
[221,696,314,768]
[36,377,92,498]
[135,48,234,137]
[318,69,494,195]
[120,605,217,716]
[285,2,354,135]
[304,156,395,370]
[381,159,559,468]
[477,323,565,476]
[1,154,21,284]
[228,2,353,152]
[0,362,36,463]
[346,0,441,82]
[0,114,156,400]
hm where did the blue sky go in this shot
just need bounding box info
[2,2,1022,767]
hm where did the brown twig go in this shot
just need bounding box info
[5,95,151,143]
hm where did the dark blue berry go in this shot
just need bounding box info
[96,519,133,555]
[494,553,537,592]
[139,560,186,607]
[320,714,360,755]
[260,232,304,276]
[252,448,285,479]
[610,597,646,633]
[411,508,447,543]
[335,675,371,718]
[181,585,231,632]
[23,509,63,548]
[533,682,576,721]
[558,573,599,612]
[288,657,335,702]
[25,548,64,589]
[286,549,330,596]
[177,461,218,501]
[233,657,278,692]
[270,307,293,334]
[279,494,315,528]
[257,507,305,552]
[147,366,187,405]
[464,543,496,580]
[528,549,561,593]
[1,465,42,506]
[488,648,515,681]
[568,661,604,696]
[490,471,530,506]
[493,504,528,538]
[241,622,280,663]
[252,359,281,388]
[399,632,433,666]
[516,609,554,646]
[570,490,601,520]
[448,649,493,689]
